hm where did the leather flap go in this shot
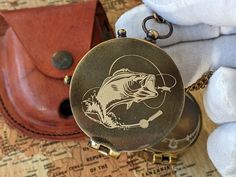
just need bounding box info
[1,1,97,78]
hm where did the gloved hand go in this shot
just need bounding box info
[115,1,236,176]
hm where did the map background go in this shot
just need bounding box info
[0,0,221,176]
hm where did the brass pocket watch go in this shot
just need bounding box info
[68,13,212,163]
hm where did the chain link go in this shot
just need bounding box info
[142,13,173,42]
[185,71,213,92]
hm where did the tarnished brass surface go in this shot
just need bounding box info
[136,93,201,164]
[150,93,201,153]
[70,38,184,152]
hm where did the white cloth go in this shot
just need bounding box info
[204,67,236,124]
[116,4,236,98]
[116,2,236,177]
[115,5,221,47]
[207,123,236,177]
[143,0,236,26]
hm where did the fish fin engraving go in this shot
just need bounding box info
[112,68,130,76]
[126,102,133,110]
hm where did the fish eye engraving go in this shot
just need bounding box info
[81,55,177,130]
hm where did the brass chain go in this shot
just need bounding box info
[185,71,213,92]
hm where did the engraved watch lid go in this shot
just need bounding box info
[70,38,184,152]
[149,93,201,153]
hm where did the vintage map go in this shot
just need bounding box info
[0,0,221,176]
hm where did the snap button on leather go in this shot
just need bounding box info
[52,51,73,70]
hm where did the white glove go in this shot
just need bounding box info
[115,1,236,176]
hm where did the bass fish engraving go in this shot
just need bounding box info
[82,68,165,129]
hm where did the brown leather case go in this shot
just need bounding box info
[0,0,113,141]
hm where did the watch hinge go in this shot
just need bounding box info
[88,139,121,159]
[153,152,178,165]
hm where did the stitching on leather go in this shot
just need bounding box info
[0,96,82,137]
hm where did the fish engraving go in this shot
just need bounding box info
[82,69,162,129]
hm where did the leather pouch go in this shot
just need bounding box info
[0,0,113,140]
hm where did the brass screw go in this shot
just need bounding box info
[64,75,71,85]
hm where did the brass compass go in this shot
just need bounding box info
[69,13,185,157]
[68,13,213,161]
